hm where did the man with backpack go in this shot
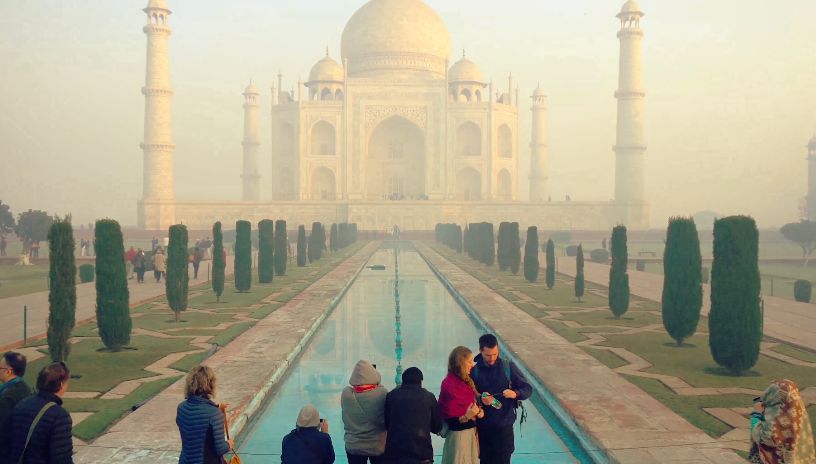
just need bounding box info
[472,334,532,464]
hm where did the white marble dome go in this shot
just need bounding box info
[448,57,484,84]
[619,0,643,15]
[341,0,452,79]
[309,55,344,83]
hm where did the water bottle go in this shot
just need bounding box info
[482,392,502,409]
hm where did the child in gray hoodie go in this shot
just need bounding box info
[341,360,388,463]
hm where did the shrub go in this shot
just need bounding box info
[94,219,131,351]
[234,221,252,292]
[308,222,322,262]
[497,222,510,271]
[166,224,189,321]
[258,219,274,283]
[794,280,812,303]
[661,217,702,346]
[608,225,630,319]
[78,264,95,283]
[212,222,225,302]
[47,218,76,362]
[330,223,338,252]
[565,245,578,257]
[545,239,555,289]
[709,216,761,374]
[508,223,521,275]
[575,245,585,302]
[523,226,539,283]
[274,220,287,275]
[590,248,609,263]
[297,225,307,267]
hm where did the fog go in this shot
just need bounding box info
[1,0,814,229]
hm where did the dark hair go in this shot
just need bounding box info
[479,334,499,350]
[37,362,70,394]
[2,351,27,377]
[402,367,423,386]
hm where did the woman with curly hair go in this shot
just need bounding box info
[438,346,484,464]
[750,379,815,464]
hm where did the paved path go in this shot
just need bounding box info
[553,253,816,351]
[421,244,744,463]
[74,242,378,463]
[0,259,235,350]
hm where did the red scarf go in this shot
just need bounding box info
[353,384,378,393]
[439,373,477,419]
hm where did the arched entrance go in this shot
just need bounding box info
[311,167,336,200]
[497,169,512,200]
[456,167,481,201]
[366,116,426,200]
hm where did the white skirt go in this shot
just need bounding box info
[440,428,479,464]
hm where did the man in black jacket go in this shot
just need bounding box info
[0,352,32,450]
[383,367,443,464]
[7,362,73,464]
[472,334,532,464]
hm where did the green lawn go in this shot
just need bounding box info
[0,265,50,298]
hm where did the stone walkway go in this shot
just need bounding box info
[73,242,379,463]
[419,243,745,463]
[554,254,816,351]
[0,259,235,349]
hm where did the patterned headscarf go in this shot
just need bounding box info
[751,379,815,464]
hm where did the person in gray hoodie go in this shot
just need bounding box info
[341,360,388,464]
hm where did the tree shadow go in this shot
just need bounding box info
[663,342,697,348]
[704,366,762,377]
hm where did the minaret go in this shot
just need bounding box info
[529,85,548,202]
[807,136,816,219]
[139,0,175,229]
[241,82,261,201]
[613,1,647,212]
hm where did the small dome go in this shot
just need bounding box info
[448,57,484,84]
[308,55,344,83]
[145,0,170,11]
[243,81,259,95]
[619,0,643,16]
[532,85,547,98]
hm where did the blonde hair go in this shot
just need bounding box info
[185,365,216,399]
[448,346,478,393]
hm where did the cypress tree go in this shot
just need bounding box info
[485,223,495,266]
[709,216,762,374]
[95,219,131,351]
[319,223,327,252]
[166,224,189,322]
[464,224,471,258]
[662,217,702,346]
[509,222,521,275]
[258,219,274,283]
[274,220,287,275]
[608,225,630,319]
[330,223,338,252]
[308,222,322,262]
[497,222,510,271]
[235,220,251,292]
[47,217,76,362]
[212,222,225,302]
[575,244,585,302]
[523,226,539,283]
[455,225,463,253]
[297,225,307,266]
[545,239,556,289]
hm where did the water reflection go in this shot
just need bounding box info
[238,248,580,463]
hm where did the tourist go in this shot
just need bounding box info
[281,404,335,464]
[6,362,73,464]
[438,346,483,464]
[0,235,7,256]
[749,379,815,463]
[152,248,166,283]
[151,236,158,253]
[133,248,147,283]
[176,365,234,464]
[383,367,443,464]
[341,360,387,464]
[125,246,137,280]
[192,247,203,279]
[0,352,32,447]
[472,334,532,464]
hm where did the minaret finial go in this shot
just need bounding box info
[326,45,329,57]
[462,48,466,58]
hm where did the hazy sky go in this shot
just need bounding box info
[1,0,814,229]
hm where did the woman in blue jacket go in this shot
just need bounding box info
[176,365,234,464]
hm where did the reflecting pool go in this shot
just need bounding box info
[238,246,593,463]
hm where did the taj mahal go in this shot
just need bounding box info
[137,0,649,231]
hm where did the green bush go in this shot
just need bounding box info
[308,222,322,262]
[497,222,510,271]
[258,219,274,283]
[78,264,95,283]
[47,217,76,362]
[274,220,287,275]
[509,223,521,275]
[212,222,225,302]
[709,216,761,374]
[794,280,812,303]
[590,248,609,263]
[575,245,585,302]
[297,225,307,267]
[608,225,630,319]
[94,219,131,351]
[234,220,251,292]
[661,217,702,346]
[330,223,338,252]
[545,239,555,289]
[166,224,189,322]
[523,226,539,283]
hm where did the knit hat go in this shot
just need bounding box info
[296,404,320,428]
